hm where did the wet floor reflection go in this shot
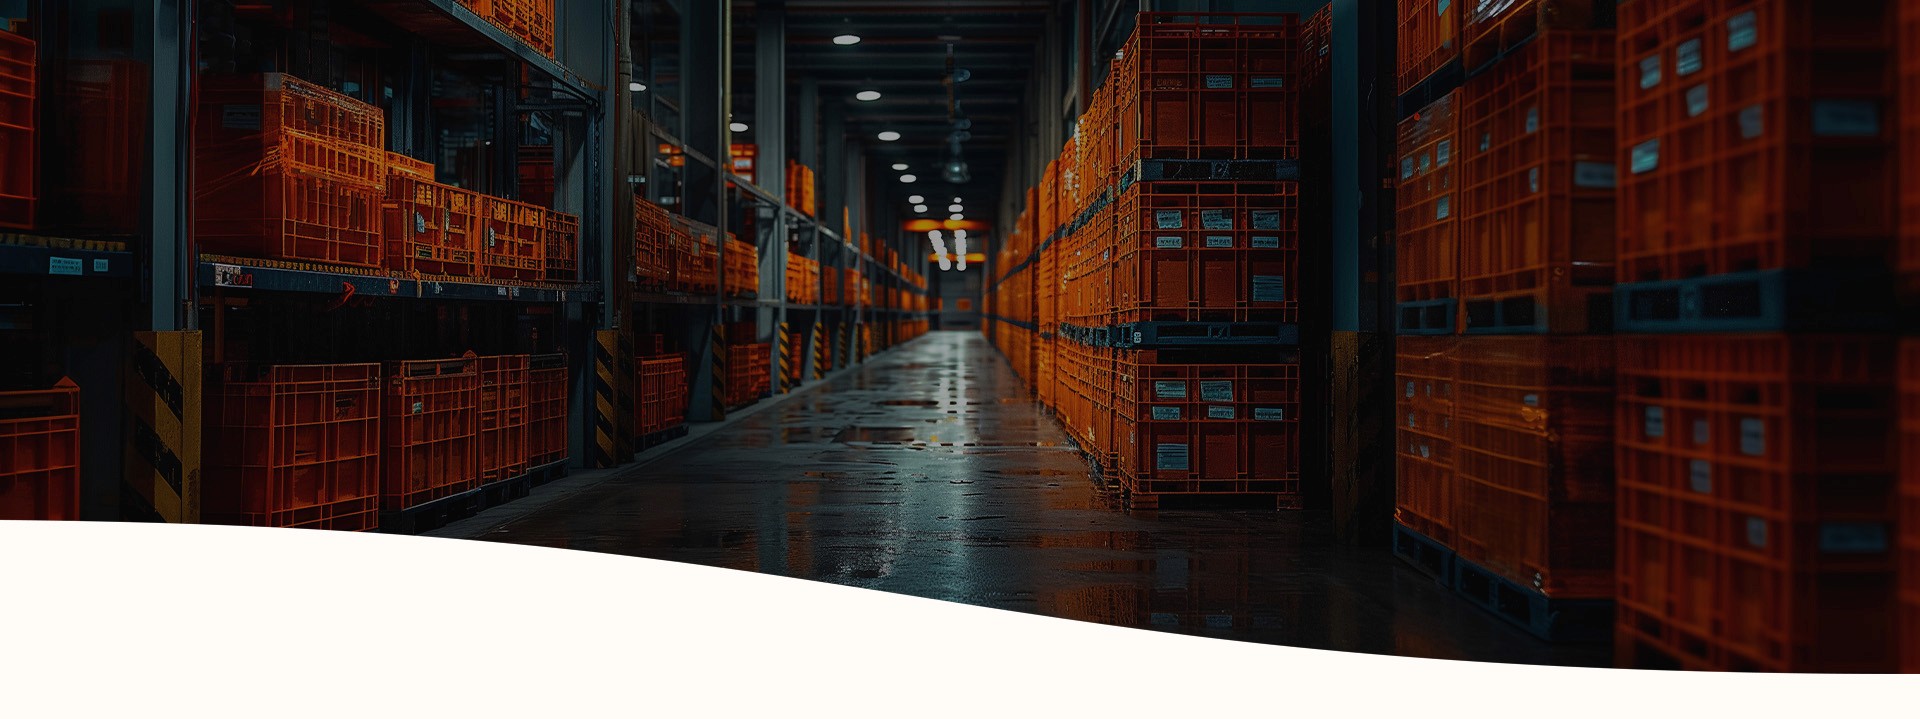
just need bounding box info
[470,332,1607,667]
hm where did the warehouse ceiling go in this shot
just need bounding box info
[736,0,1057,228]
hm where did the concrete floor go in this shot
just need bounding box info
[453,331,1608,666]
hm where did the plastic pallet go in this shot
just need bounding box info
[1395,298,1459,335]
[1452,554,1613,642]
[1614,267,1897,334]
[1392,520,1456,587]
[1113,321,1300,349]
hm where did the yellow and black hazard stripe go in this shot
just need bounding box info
[837,323,851,370]
[592,329,626,467]
[811,324,827,381]
[777,322,793,393]
[123,331,201,523]
[710,323,729,420]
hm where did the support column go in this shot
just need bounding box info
[756,1,788,367]
[682,0,730,422]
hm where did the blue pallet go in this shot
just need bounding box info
[1113,321,1299,349]
[1391,521,1454,588]
[1132,158,1300,183]
[1460,290,1612,335]
[1614,267,1896,334]
[1394,298,1457,335]
[1396,57,1465,121]
[1450,557,1612,643]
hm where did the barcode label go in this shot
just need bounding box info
[1252,275,1286,302]
[1689,460,1712,494]
[1644,406,1665,438]
[1740,417,1766,456]
[1250,77,1285,89]
[1573,162,1617,189]
[1739,104,1764,139]
[1205,75,1235,89]
[1435,196,1451,219]
[1155,210,1184,229]
[1151,406,1182,421]
[1420,153,1432,174]
[1522,394,1540,407]
[1255,407,1285,421]
[1639,55,1662,89]
[1692,419,1710,446]
[1156,236,1184,249]
[1156,443,1191,471]
[1201,210,1233,230]
[1402,157,1416,179]
[411,401,425,415]
[1207,406,1236,420]
[1676,38,1703,76]
[1820,523,1889,553]
[1479,132,1490,152]
[1251,210,1282,230]
[1631,139,1661,174]
[1199,381,1233,402]
[1436,139,1452,167]
[1154,381,1187,399]
[1746,517,1767,548]
[1727,11,1757,52]
[1525,107,1539,134]
[1251,236,1280,249]
[1205,235,1234,248]
[1812,100,1881,138]
[1685,84,1710,117]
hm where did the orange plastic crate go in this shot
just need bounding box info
[383,175,480,277]
[1458,30,1616,334]
[477,355,530,484]
[1462,0,1602,73]
[528,354,568,467]
[1398,0,1460,93]
[199,73,385,149]
[481,198,546,280]
[0,378,80,521]
[1898,0,1920,302]
[198,167,385,268]
[634,197,674,287]
[636,353,688,435]
[48,59,146,235]
[1899,339,1920,673]
[1615,335,1899,672]
[1617,0,1897,284]
[1396,335,1458,543]
[0,29,36,229]
[723,235,759,298]
[1114,13,1301,164]
[388,150,435,182]
[1451,335,1614,599]
[205,364,380,531]
[545,210,579,282]
[1112,355,1300,501]
[381,357,479,512]
[1109,182,1298,325]
[1395,90,1461,311]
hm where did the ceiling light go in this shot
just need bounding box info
[877,131,901,142]
[913,204,929,213]
[950,213,964,221]
[729,122,749,132]
[952,197,963,203]
[628,81,647,92]
[955,229,967,240]
[928,230,943,241]
[891,163,909,171]
[947,204,963,212]
[856,90,883,102]
[908,195,924,204]
[900,174,917,183]
[833,34,861,45]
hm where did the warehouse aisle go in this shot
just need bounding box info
[459,331,1605,665]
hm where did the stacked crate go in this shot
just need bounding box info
[1613,0,1903,672]
[635,342,689,439]
[0,379,80,521]
[723,234,759,299]
[527,354,569,468]
[0,28,34,229]
[205,365,381,531]
[1902,0,1920,676]
[383,174,483,277]
[1398,0,1460,93]
[634,196,674,289]
[670,217,720,294]
[380,356,480,513]
[476,355,531,484]
[457,0,556,57]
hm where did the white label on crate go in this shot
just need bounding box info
[1480,132,1491,153]
[1255,407,1286,421]
[1436,139,1453,167]
[1155,210,1184,229]
[1151,406,1182,421]
[1746,517,1768,548]
[1201,210,1234,230]
[1820,523,1889,553]
[1435,195,1451,220]
[211,263,251,288]
[1155,381,1187,399]
[1639,55,1662,89]
[486,227,498,248]
[1739,104,1765,139]
[411,401,425,415]
[1251,77,1285,89]
[1676,38,1704,76]
[1739,417,1766,456]
[1251,210,1282,230]
[91,259,109,273]
[1574,162,1617,189]
[47,257,82,276]
[1525,106,1540,134]
[1692,418,1711,446]
[1811,100,1881,138]
[414,211,429,234]
[1420,153,1433,175]
[1529,167,1541,193]
[1150,613,1179,627]
[1685,84,1711,118]
[1438,0,1451,12]
[1252,276,1286,302]
[1522,393,1540,407]
[1631,139,1661,174]
[1689,459,1712,494]
[222,105,263,130]
[1252,236,1281,249]
[1204,614,1233,629]
[1156,443,1191,471]
[1418,442,1432,459]
[1205,235,1234,248]
[1406,381,1418,399]
[1156,235,1184,249]
[1644,406,1665,438]
[1200,381,1234,402]
[1407,410,1419,428]
[1207,405,1236,420]
[1206,75,1235,89]
[1402,157,1416,180]
[1727,11,1758,52]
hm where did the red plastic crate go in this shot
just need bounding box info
[671,221,720,294]
[1615,335,1899,672]
[1617,0,1898,284]
[383,175,480,277]
[198,168,385,268]
[636,353,688,435]
[634,197,672,287]
[205,364,381,531]
[0,30,36,229]
[1110,181,1299,325]
[1396,90,1461,310]
[1899,0,1920,303]
[198,73,385,149]
[477,354,530,484]
[723,235,759,298]
[1115,13,1301,164]
[518,144,553,208]
[381,357,480,512]
[1399,0,1461,93]
[1462,0,1604,72]
[1458,30,1616,333]
[1112,356,1300,501]
[1396,336,1459,543]
[388,151,435,182]
[529,354,568,467]
[1451,335,1614,599]
[48,59,147,235]
[1899,339,1920,673]
[481,198,546,280]
[546,210,579,283]
[0,378,79,521]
